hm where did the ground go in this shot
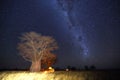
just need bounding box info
[0,70,120,80]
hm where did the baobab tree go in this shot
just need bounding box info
[41,51,57,70]
[17,32,58,72]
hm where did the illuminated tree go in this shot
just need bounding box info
[17,32,58,72]
[41,51,57,69]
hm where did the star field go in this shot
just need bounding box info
[0,0,120,69]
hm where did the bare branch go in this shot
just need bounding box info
[17,31,58,64]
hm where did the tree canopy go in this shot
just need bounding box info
[17,31,58,71]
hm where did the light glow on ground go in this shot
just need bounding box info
[0,71,55,80]
[0,71,117,80]
[0,71,86,80]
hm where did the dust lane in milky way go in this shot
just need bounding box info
[56,0,89,58]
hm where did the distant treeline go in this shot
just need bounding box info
[54,65,96,71]
[0,68,29,71]
[0,65,120,71]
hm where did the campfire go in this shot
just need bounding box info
[44,67,55,73]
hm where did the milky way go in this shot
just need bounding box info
[56,0,89,57]
[0,0,120,69]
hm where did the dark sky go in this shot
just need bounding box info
[0,0,120,69]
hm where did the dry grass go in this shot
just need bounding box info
[0,71,119,80]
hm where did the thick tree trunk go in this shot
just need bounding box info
[30,60,41,72]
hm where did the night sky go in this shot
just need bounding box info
[0,0,120,69]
